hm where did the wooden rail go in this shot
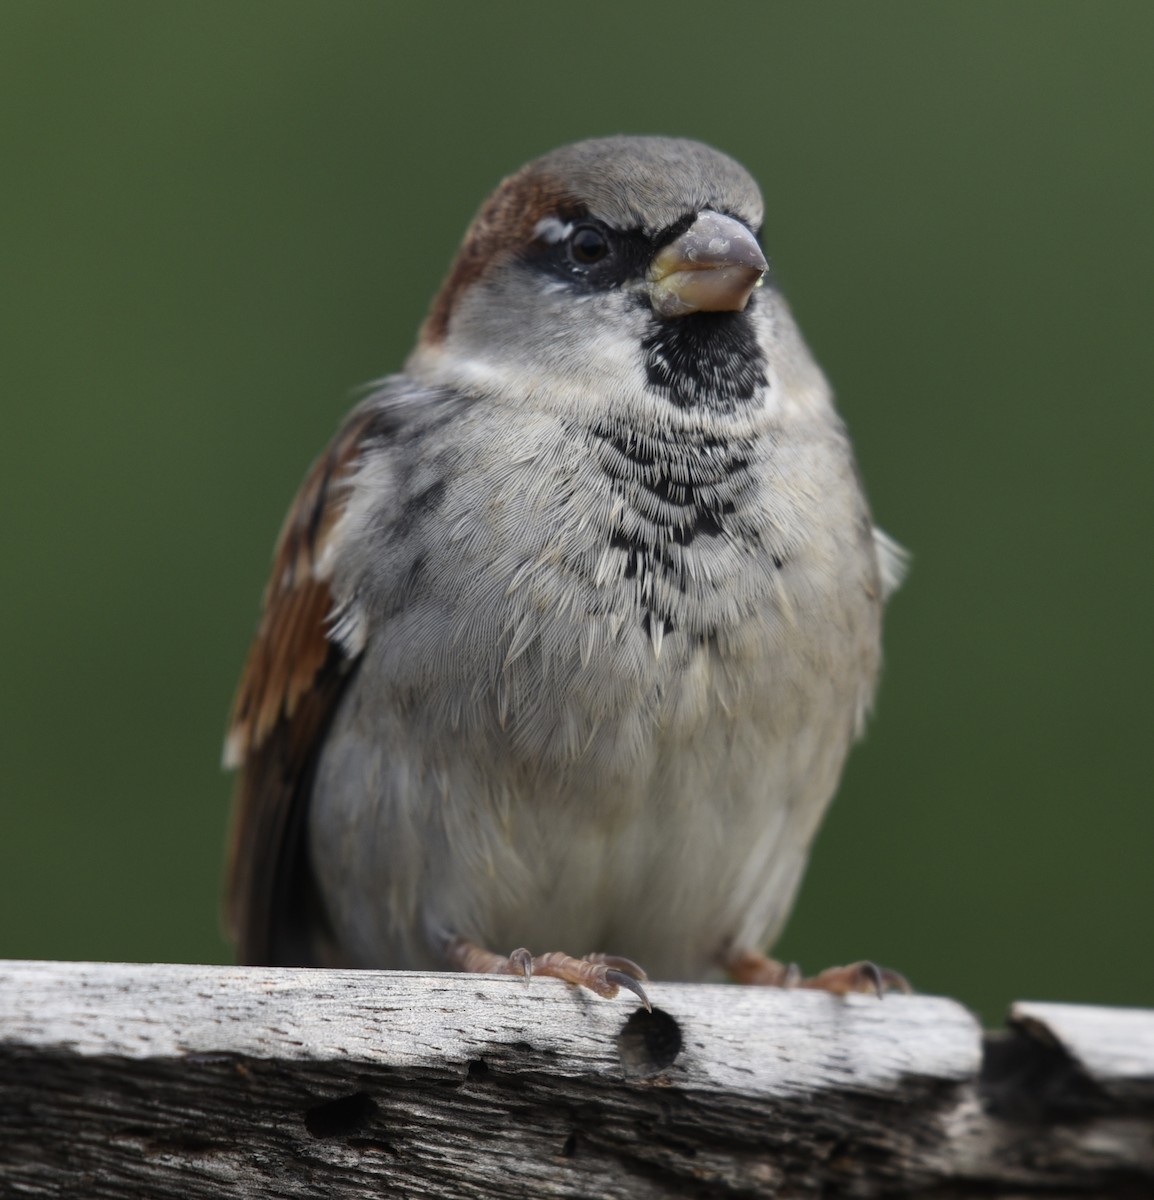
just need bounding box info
[1,960,1152,1197]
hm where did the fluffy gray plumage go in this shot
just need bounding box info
[229,136,904,983]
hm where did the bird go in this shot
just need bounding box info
[223,135,907,1009]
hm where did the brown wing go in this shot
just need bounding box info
[223,405,382,965]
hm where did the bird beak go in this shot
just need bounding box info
[647,211,768,318]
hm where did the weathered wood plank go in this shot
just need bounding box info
[1012,1000,1154,1097]
[0,960,1151,1198]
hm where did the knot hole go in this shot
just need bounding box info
[617,1007,682,1076]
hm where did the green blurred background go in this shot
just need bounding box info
[2,2,1151,1026]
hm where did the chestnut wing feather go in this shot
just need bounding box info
[223,404,383,965]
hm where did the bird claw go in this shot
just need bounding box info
[799,959,911,997]
[581,952,648,981]
[603,968,652,1011]
[508,946,533,981]
[531,949,652,1010]
[445,938,651,1008]
[725,950,910,997]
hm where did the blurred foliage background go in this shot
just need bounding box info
[2,2,1151,1026]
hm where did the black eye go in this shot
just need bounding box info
[568,225,609,266]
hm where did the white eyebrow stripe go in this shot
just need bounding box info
[533,216,573,244]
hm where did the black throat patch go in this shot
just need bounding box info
[641,309,768,414]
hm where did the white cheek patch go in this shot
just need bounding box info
[533,216,573,244]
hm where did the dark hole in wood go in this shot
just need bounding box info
[466,1058,490,1082]
[561,1131,578,1157]
[617,1007,682,1076]
[981,1019,1111,1121]
[304,1091,378,1138]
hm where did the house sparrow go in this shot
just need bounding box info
[224,136,907,1008]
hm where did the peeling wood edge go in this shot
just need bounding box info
[0,961,1152,1198]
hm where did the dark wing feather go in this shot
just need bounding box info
[223,405,382,965]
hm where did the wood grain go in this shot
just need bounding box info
[0,960,1151,1198]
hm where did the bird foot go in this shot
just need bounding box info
[445,938,651,1009]
[725,950,910,997]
